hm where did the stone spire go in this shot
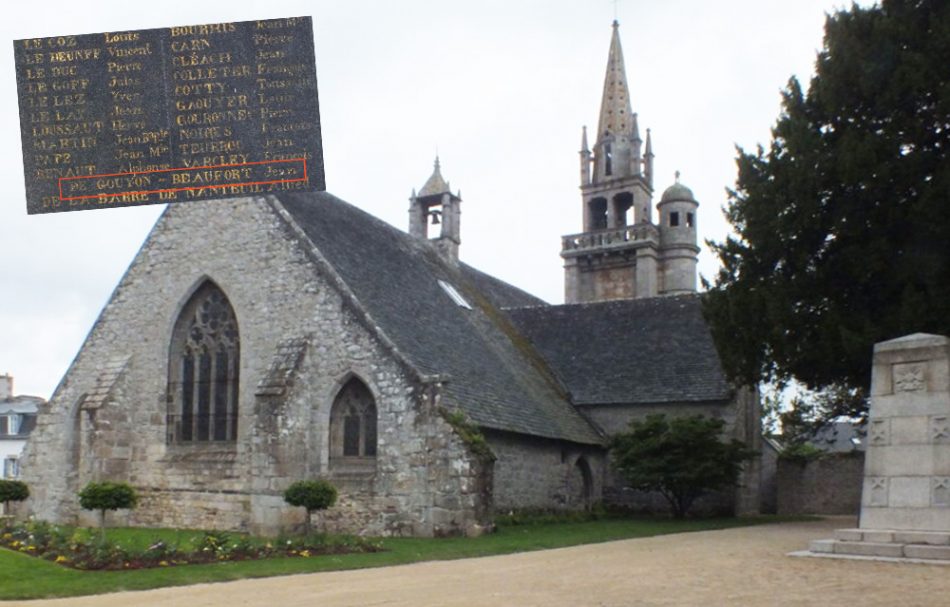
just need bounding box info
[418,156,451,197]
[596,20,634,140]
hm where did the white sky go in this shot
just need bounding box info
[1,0,863,398]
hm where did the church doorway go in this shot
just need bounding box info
[567,456,593,510]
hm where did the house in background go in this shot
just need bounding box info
[0,374,42,480]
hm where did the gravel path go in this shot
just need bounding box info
[8,517,950,607]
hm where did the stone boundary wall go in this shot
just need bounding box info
[777,452,864,515]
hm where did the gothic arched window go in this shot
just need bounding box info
[168,282,239,443]
[329,378,377,467]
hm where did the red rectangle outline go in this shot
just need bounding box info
[57,158,308,201]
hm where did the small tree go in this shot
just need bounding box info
[78,481,137,537]
[283,480,337,535]
[610,414,754,519]
[0,480,29,517]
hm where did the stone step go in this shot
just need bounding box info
[904,545,950,560]
[832,528,950,546]
[808,538,950,560]
[894,531,950,546]
[832,540,905,558]
[833,528,863,542]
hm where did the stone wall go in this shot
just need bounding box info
[21,197,490,537]
[563,257,638,304]
[777,453,864,516]
[581,398,757,516]
[487,430,604,512]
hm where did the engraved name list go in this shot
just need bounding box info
[14,16,324,214]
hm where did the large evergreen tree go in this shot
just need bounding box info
[704,0,950,417]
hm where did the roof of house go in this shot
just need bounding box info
[0,397,40,440]
[506,295,732,405]
[277,192,602,445]
[809,421,865,453]
[0,396,42,414]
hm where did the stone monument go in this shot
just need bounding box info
[808,333,950,560]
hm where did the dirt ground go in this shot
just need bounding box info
[8,517,950,607]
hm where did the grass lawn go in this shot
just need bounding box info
[0,515,799,600]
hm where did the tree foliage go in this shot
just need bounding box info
[283,480,338,534]
[703,0,950,418]
[610,415,754,519]
[78,482,137,533]
[0,480,29,511]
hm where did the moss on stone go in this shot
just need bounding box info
[439,407,496,462]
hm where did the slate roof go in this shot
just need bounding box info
[0,397,39,440]
[506,296,732,405]
[277,192,602,445]
[809,421,865,453]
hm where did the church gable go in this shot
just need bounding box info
[24,197,491,536]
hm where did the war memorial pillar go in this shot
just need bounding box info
[806,333,950,560]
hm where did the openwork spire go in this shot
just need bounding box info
[596,21,634,140]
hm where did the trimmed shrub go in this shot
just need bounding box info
[283,480,337,534]
[78,481,138,534]
[0,480,29,516]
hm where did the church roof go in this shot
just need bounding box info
[278,192,602,445]
[506,295,732,405]
[660,180,696,203]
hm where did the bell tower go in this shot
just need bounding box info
[561,21,659,303]
[409,157,462,263]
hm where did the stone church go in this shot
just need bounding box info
[22,22,759,536]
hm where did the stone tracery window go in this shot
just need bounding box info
[169,282,239,443]
[329,378,377,466]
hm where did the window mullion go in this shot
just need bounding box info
[208,350,218,441]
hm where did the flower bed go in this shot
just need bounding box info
[0,520,381,570]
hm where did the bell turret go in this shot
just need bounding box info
[409,157,462,263]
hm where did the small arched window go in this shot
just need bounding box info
[168,282,239,443]
[329,378,377,466]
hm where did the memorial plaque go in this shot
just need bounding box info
[13,16,324,214]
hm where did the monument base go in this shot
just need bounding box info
[805,528,950,560]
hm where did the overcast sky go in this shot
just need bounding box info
[1,0,866,398]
